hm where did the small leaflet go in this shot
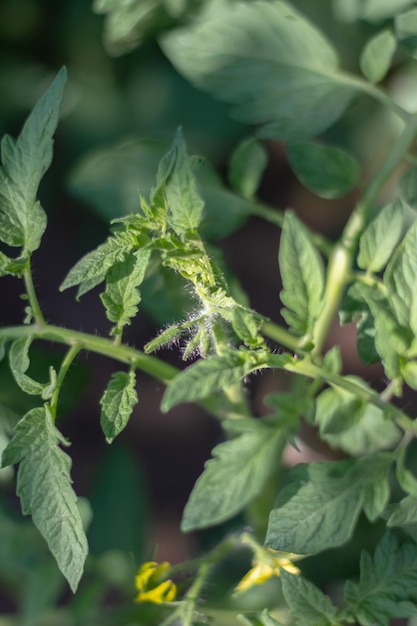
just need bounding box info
[360,29,396,83]
[100,370,138,443]
[279,211,324,337]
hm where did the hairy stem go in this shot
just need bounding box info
[0,323,243,420]
[23,260,46,326]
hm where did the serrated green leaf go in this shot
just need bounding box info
[396,8,417,59]
[384,220,417,336]
[164,128,204,237]
[69,138,252,240]
[339,285,379,365]
[358,201,405,272]
[360,453,393,522]
[228,137,268,200]
[388,495,417,531]
[360,29,396,83]
[286,142,360,199]
[1,406,88,592]
[100,371,138,443]
[60,234,131,298]
[266,455,391,554]
[279,211,324,337]
[344,532,417,625]
[100,248,151,334]
[161,351,272,412]
[9,337,45,396]
[0,251,28,277]
[315,381,400,456]
[281,570,338,626]
[181,419,285,531]
[396,450,417,498]
[161,0,358,142]
[353,282,409,381]
[0,68,66,251]
[266,460,363,554]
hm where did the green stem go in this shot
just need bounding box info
[336,72,411,123]
[312,113,417,357]
[261,319,305,353]
[285,358,414,433]
[180,561,211,626]
[0,323,242,420]
[23,260,46,326]
[49,343,82,420]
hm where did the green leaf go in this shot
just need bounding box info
[279,211,325,337]
[286,142,360,199]
[228,137,268,200]
[161,0,358,141]
[93,0,174,55]
[164,128,205,237]
[161,351,273,412]
[266,456,391,554]
[396,8,417,59]
[100,371,138,443]
[360,30,396,83]
[315,381,400,456]
[333,0,415,23]
[0,68,66,251]
[387,495,417,528]
[396,450,417,498]
[69,138,252,241]
[100,249,151,334]
[357,201,405,272]
[60,234,131,298]
[1,407,88,592]
[353,282,409,381]
[0,251,28,278]
[266,460,362,554]
[384,219,417,335]
[181,419,286,531]
[339,285,379,365]
[400,165,417,211]
[344,532,417,625]
[9,337,45,396]
[281,570,339,626]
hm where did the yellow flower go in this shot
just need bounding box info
[135,561,177,604]
[235,549,301,593]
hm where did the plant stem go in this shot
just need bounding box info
[23,260,46,326]
[261,319,305,353]
[49,343,82,420]
[0,323,242,420]
[312,113,417,357]
[284,358,414,433]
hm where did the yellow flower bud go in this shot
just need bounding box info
[134,561,177,604]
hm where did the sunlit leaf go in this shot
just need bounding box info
[0,68,66,251]
[161,0,359,141]
[181,419,286,531]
